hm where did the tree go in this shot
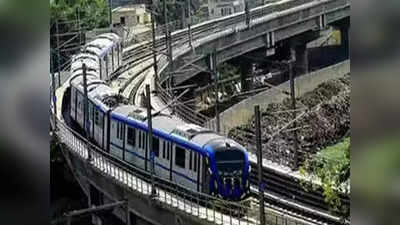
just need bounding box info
[50,0,109,71]
[300,138,350,218]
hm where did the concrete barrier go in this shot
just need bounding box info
[215,60,350,135]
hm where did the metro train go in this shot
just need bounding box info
[64,32,251,201]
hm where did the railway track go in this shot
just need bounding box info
[103,0,350,224]
[112,0,317,98]
[248,162,350,224]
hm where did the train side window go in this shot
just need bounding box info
[189,151,192,170]
[88,104,92,120]
[143,132,147,150]
[162,141,166,159]
[116,122,123,140]
[127,127,136,146]
[167,143,171,160]
[138,131,142,149]
[175,146,185,168]
[95,111,100,125]
[153,137,159,157]
[193,153,197,172]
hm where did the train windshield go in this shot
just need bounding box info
[214,149,244,175]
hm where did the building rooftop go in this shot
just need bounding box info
[112,4,146,13]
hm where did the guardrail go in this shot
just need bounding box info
[52,114,321,225]
[54,117,255,225]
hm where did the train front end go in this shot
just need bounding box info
[206,140,250,201]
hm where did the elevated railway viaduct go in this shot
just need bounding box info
[157,0,350,88]
[51,0,350,225]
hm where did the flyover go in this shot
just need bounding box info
[156,0,350,87]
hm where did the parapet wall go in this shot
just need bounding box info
[216,60,350,135]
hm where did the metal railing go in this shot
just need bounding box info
[55,118,256,225]
[53,114,317,225]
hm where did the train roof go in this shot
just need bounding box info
[84,33,121,58]
[151,116,186,134]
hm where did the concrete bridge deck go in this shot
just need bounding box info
[51,0,350,224]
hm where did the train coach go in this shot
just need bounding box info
[64,32,251,201]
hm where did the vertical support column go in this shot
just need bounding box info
[294,44,308,75]
[240,62,251,92]
[340,25,349,55]
[211,50,220,133]
[255,105,265,225]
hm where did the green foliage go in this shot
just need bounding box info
[300,138,350,216]
[51,0,109,30]
[218,63,239,80]
[217,63,240,95]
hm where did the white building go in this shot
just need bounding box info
[112,4,151,27]
[208,0,245,18]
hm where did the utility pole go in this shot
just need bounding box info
[187,0,194,51]
[51,59,57,130]
[167,30,174,108]
[180,3,185,29]
[245,1,250,27]
[210,50,220,133]
[55,20,62,88]
[255,105,265,225]
[109,0,113,30]
[125,201,131,225]
[163,0,172,94]
[77,7,82,46]
[83,63,91,161]
[163,0,169,50]
[151,2,159,93]
[288,57,299,169]
[146,85,157,198]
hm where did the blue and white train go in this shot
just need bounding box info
[64,33,250,201]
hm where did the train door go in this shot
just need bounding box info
[111,47,115,72]
[99,59,103,80]
[94,109,104,147]
[188,151,199,191]
[159,140,171,180]
[88,101,94,138]
[104,55,109,79]
[117,45,120,68]
[202,156,211,195]
[172,145,190,188]
[76,91,84,127]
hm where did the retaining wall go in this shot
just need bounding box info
[215,60,350,135]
